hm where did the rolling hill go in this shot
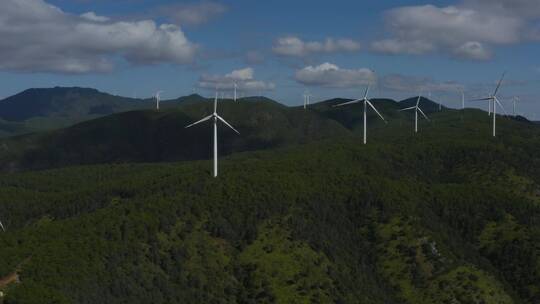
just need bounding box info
[0,93,539,303]
[0,96,457,172]
[0,112,539,303]
[0,87,208,137]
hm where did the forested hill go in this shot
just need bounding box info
[0,95,533,172]
[0,87,208,137]
[0,122,540,303]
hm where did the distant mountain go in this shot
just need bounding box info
[0,87,147,121]
[0,87,211,137]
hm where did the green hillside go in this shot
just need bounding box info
[0,96,456,172]
[0,95,539,303]
[0,98,351,171]
[0,87,208,138]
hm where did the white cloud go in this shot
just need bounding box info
[371,1,536,60]
[295,63,376,88]
[453,41,492,60]
[198,68,275,91]
[80,12,110,22]
[0,0,198,73]
[273,37,361,57]
[157,2,227,26]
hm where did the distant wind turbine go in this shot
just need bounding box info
[334,85,387,144]
[185,92,240,177]
[512,96,520,117]
[400,94,430,133]
[470,72,508,137]
[303,90,312,109]
[155,91,163,111]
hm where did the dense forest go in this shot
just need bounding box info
[0,97,540,303]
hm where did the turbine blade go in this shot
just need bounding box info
[416,95,422,107]
[333,99,362,107]
[0,220,5,232]
[399,106,416,112]
[364,85,370,99]
[214,94,218,113]
[493,72,506,96]
[366,99,386,122]
[217,115,240,134]
[418,108,430,121]
[495,97,508,115]
[469,97,493,102]
[185,115,213,129]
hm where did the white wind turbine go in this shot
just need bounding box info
[470,73,508,137]
[303,90,312,109]
[185,92,240,177]
[400,94,430,133]
[155,91,163,111]
[334,85,387,144]
[512,96,520,116]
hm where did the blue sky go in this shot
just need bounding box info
[0,0,539,118]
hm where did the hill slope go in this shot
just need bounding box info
[0,121,540,303]
[0,96,532,172]
[0,87,209,137]
[0,98,351,171]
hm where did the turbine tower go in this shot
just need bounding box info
[400,94,430,133]
[334,85,387,144]
[303,90,312,109]
[185,92,240,177]
[155,91,163,111]
[470,73,507,137]
[512,96,520,117]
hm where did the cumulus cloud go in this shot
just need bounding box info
[371,1,538,60]
[453,41,492,60]
[157,2,227,26]
[198,68,275,91]
[273,37,361,57]
[295,63,376,88]
[0,0,198,73]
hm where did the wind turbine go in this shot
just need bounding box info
[303,90,312,109]
[400,94,430,133]
[512,96,520,116]
[470,73,507,137]
[334,85,386,144]
[155,91,163,111]
[185,92,240,177]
